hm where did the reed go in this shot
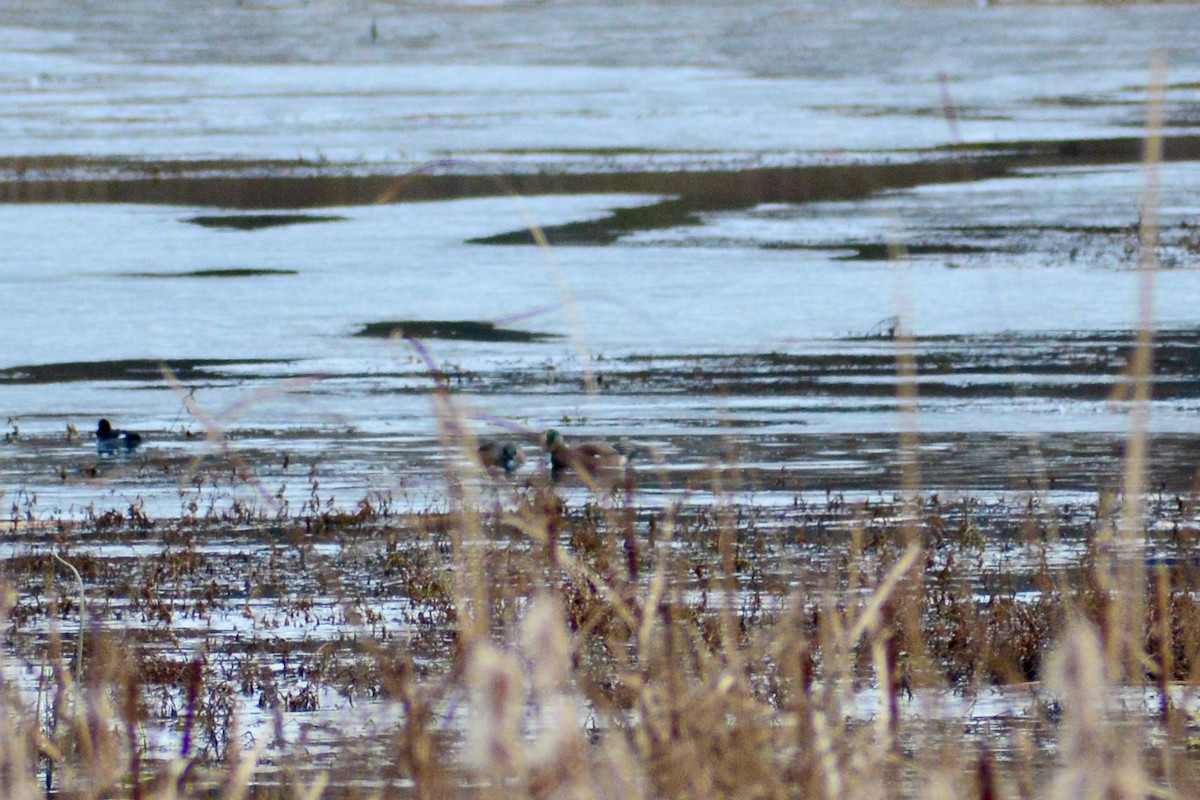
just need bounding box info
[1,67,1196,800]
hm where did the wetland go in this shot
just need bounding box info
[2,1,1200,797]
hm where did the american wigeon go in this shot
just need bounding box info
[477,439,527,477]
[96,418,143,452]
[542,429,628,482]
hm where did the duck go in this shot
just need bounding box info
[542,429,628,483]
[96,418,143,452]
[477,439,527,477]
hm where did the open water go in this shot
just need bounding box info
[1,0,1199,515]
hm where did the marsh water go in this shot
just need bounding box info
[2,0,1200,513]
[2,0,1200,793]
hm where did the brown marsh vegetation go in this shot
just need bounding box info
[4,424,1200,800]
[6,281,1200,800]
[3,74,1200,800]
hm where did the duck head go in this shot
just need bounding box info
[542,428,565,453]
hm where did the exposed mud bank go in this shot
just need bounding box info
[7,328,1195,399]
[412,328,1200,403]
[183,213,348,230]
[352,320,560,343]
[4,136,1200,229]
[124,268,299,278]
[0,357,293,385]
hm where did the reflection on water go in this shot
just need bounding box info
[1,4,1200,795]
[3,157,1200,515]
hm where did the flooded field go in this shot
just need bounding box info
[2,1,1200,797]
[4,154,1200,514]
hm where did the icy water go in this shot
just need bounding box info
[2,1,1200,515]
[1,1,1200,794]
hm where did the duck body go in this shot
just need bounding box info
[478,439,527,476]
[96,418,143,452]
[542,429,627,483]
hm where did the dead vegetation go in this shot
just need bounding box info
[0,49,1194,800]
[2,460,1200,799]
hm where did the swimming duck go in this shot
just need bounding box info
[477,439,527,477]
[542,429,627,482]
[96,418,143,452]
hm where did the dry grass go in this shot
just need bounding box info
[4,396,1200,799]
[3,451,1200,798]
[2,66,1197,800]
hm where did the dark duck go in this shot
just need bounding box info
[96,418,143,452]
[477,439,527,477]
